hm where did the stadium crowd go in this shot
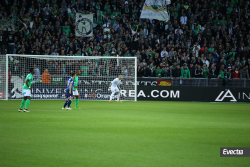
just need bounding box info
[0,0,250,80]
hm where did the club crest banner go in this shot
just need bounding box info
[75,13,93,37]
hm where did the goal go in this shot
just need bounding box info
[1,54,137,101]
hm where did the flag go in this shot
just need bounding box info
[75,13,93,37]
[93,17,98,28]
[140,0,171,22]
[16,16,31,33]
[97,11,107,22]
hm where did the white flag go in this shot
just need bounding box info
[140,0,171,22]
[75,13,93,37]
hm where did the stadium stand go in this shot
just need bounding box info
[0,0,250,79]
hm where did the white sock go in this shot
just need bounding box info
[110,92,115,101]
[117,93,120,101]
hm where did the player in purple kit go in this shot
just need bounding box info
[62,72,76,110]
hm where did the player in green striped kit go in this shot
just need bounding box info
[18,68,35,112]
[72,70,80,109]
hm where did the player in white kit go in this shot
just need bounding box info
[109,75,123,103]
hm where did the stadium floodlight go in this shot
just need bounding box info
[1,54,137,101]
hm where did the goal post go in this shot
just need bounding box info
[3,54,137,101]
[0,55,7,100]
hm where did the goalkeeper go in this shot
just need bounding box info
[72,70,80,109]
[109,75,123,103]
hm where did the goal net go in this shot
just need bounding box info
[2,54,137,101]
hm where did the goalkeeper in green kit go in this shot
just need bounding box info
[72,70,80,109]
[18,68,35,112]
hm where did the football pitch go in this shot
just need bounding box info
[0,100,249,167]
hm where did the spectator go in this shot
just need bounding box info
[147,63,155,77]
[180,13,187,25]
[161,47,168,58]
[34,64,40,79]
[247,59,250,72]
[141,66,148,78]
[181,56,189,67]
[218,57,226,68]
[233,67,240,79]
[42,69,51,84]
[141,59,147,67]
[67,43,74,54]
[81,62,89,76]
[195,65,203,78]
[218,68,225,79]
[137,65,142,77]
[202,56,209,67]
[155,66,162,78]
[241,57,247,66]
[193,42,200,57]
[1,0,250,88]
[189,64,195,78]
[74,50,81,56]
[102,20,110,29]
[7,31,15,54]
[173,64,181,78]
[0,31,6,54]
[56,65,62,76]
[240,66,250,80]
[209,64,217,78]
[241,47,249,61]
[61,64,66,76]
[167,66,173,78]
[202,64,209,78]
[195,64,203,86]
[181,64,190,79]
[195,56,203,66]
[223,69,233,87]
[124,50,131,57]
[162,66,168,77]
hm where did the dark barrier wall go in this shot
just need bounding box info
[9,77,250,102]
[29,83,250,102]
[137,86,250,102]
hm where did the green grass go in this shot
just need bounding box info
[0,100,250,167]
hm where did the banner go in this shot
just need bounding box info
[156,79,172,86]
[11,84,250,102]
[137,86,250,102]
[75,13,93,37]
[0,14,15,31]
[0,92,5,98]
[137,78,172,86]
[140,0,171,22]
[51,77,64,84]
[24,83,130,100]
